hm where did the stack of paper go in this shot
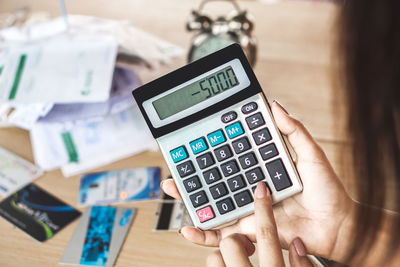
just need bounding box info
[0,14,184,176]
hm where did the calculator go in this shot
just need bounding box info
[132,44,302,230]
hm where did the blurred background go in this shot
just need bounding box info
[0,0,340,266]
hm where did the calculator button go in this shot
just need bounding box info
[189,137,208,155]
[196,152,215,169]
[245,167,265,184]
[196,206,215,223]
[232,137,251,154]
[246,112,265,130]
[176,160,195,178]
[221,111,237,123]
[214,145,233,162]
[238,152,258,169]
[259,143,278,161]
[220,160,240,177]
[252,128,272,145]
[216,197,235,215]
[209,182,228,199]
[183,176,202,193]
[266,159,293,191]
[207,129,226,147]
[227,175,246,192]
[225,122,244,139]
[241,102,258,114]
[170,146,188,163]
[234,190,253,207]
[190,190,209,208]
[203,168,222,184]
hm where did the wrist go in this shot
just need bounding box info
[329,198,359,264]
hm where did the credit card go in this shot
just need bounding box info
[0,146,43,197]
[0,183,81,242]
[78,167,160,206]
[60,206,136,267]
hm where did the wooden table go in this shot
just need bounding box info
[0,1,340,266]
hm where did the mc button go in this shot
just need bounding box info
[170,146,188,163]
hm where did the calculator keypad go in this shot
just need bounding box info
[168,99,296,227]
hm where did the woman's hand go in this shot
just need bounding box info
[163,101,356,262]
[206,182,312,267]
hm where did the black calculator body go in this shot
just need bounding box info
[133,44,302,230]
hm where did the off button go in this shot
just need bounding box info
[241,102,258,114]
[221,111,237,123]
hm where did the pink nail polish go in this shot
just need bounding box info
[255,182,267,199]
[273,100,289,115]
[293,237,307,257]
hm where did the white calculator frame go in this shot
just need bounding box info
[133,44,303,230]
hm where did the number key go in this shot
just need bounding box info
[220,160,240,177]
[203,168,222,184]
[227,175,246,192]
[196,152,215,169]
[209,182,228,199]
[245,167,265,184]
[216,197,235,215]
[214,145,233,162]
[232,137,251,154]
[238,152,258,169]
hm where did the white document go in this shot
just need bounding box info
[30,104,157,175]
[0,35,117,103]
[0,146,43,197]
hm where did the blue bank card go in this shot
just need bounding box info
[60,206,136,267]
[78,167,160,206]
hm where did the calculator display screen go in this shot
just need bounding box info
[152,66,239,120]
[142,58,250,128]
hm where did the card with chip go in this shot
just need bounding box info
[78,167,161,206]
[60,206,136,267]
[0,183,81,242]
[153,191,193,231]
[0,146,43,197]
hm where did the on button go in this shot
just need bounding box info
[241,102,258,114]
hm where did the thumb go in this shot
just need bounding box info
[270,101,326,163]
[289,237,313,267]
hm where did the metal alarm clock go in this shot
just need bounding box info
[187,0,257,66]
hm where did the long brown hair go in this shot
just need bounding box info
[338,0,400,263]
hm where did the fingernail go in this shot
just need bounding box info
[293,237,307,257]
[255,182,267,199]
[160,180,165,188]
[273,100,289,115]
[177,228,184,237]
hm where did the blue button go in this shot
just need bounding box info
[207,130,226,147]
[190,137,208,155]
[170,146,188,163]
[225,122,244,139]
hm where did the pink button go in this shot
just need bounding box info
[196,206,215,223]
